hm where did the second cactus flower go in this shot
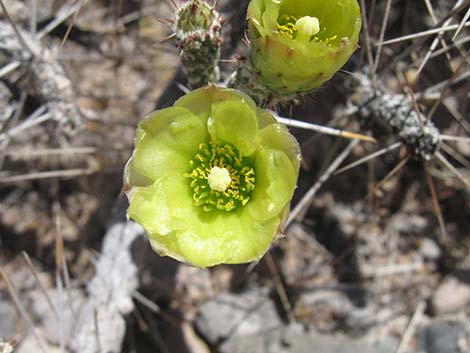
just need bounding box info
[247,0,362,96]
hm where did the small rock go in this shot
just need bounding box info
[195,287,282,345]
[16,335,61,353]
[27,288,85,345]
[432,276,470,315]
[419,238,441,260]
[0,294,16,338]
[221,324,395,353]
[419,321,466,353]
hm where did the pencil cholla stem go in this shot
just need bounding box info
[353,75,440,161]
[174,0,222,89]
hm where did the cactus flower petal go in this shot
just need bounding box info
[124,85,300,267]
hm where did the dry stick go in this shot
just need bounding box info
[394,301,426,353]
[371,0,393,76]
[60,0,87,49]
[21,251,59,318]
[381,21,470,45]
[419,0,459,75]
[452,6,470,41]
[0,92,27,170]
[436,151,470,188]
[440,135,470,142]
[275,116,377,143]
[54,203,66,353]
[0,61,21,79]
[423,35,470,63]
[0,0,35,55]
[380,0,470,73]
[424,161,449,246]
[0,267,48,353]
[37,1,82,39]
[131,291,181,328]
[440,141,470,168]
[442,98,470,135]
[362,261,426,278]
[61,252,78,320]
[5,147,97,158]
[93,308,102,353]
[264,252,296,325]
[0,112,52,143]
[428,58,467,120]
[416,70,470,99]
[335,142,402,175]
[30,0,37,37]
[359,0,377,89]
[286,140,359,227]
[0,167,96,184]
[369,155,410,199]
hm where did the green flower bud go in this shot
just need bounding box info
[247,0,362,95]
[124,86,300,268]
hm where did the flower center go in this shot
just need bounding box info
[277,14,337,45]
[207,166,231,192]
[186,141,256,212]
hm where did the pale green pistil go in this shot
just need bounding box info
[208,166,231,192]
[277,14,337,45]
[295,16,320,42]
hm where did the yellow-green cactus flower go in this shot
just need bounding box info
[247,0,362,96]
[124,85,300,268]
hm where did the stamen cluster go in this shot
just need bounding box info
[186,141,256,212]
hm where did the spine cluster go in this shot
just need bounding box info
[174,0,222,89]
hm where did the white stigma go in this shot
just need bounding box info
[207,166,231,192]
[295,16,320,42]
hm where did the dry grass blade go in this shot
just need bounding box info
[0,167,97,185]
[275,116,377,143]
[0,61,21,79]
[423,161,449,246]
[60,0,86,49]
[54,202,66,352]
[435,151,470,188]
[394,301,426,353]
[0,112,51,144]
[287,140,359,227]
[38,1,83,39]
[381,0,470,73]
[440,141,470,168]
[132,291,181,328]
[428,59,467,120]
[371,0,392,76]
[452,6,470,41]
[381,22,470,46]
[265,252,296,324]
[21,251,59,318]
[418,0,459,75]
[5,147,97,158]
[335,142,402,175]
[30,0,37,36]
[440,135,470,142]
[0,0,35,55]
[94,308,102,353]
[368,154,410,199]
[0,92,27,170]
[359,0,377,88]
[0,266,48,353]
